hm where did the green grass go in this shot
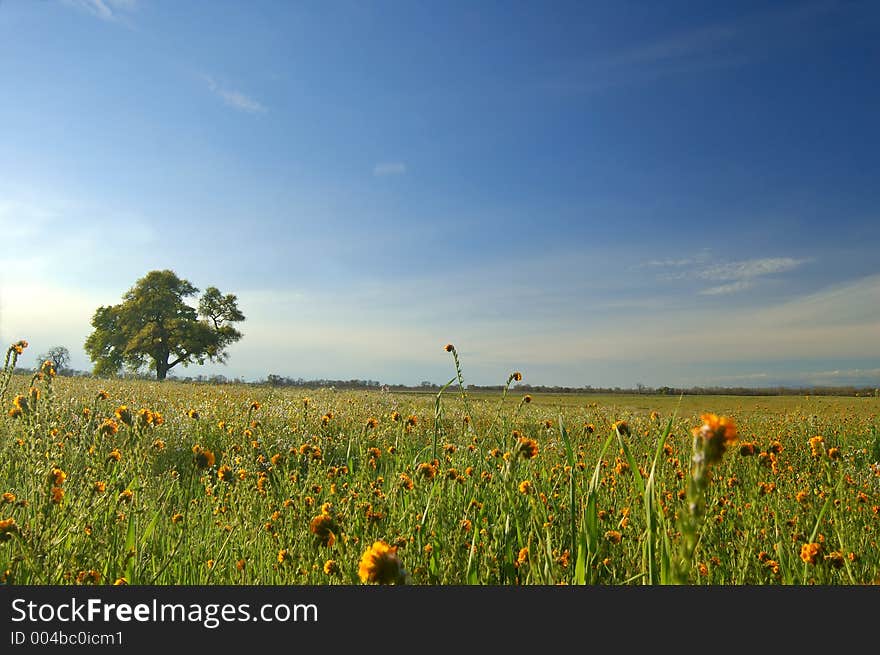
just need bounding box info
[1,368,878,586]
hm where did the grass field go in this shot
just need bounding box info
[2,346,878,586]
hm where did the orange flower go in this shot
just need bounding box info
[692,413,737,464]
[444,344,455,352]
[193,445,215,469]
[416,462,436,480]
[99,418,119,436]
[0,517,17,538]
[309,513,338,547]
[800,542,822,565]
[218,465,235,483]
[358,541,407,584]
[114,405,132,426]
[515,437,539,460]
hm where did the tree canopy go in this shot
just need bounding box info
[84,270,245,380]
[36,345,70,373]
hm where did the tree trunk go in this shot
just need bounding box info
[156,359,168,381]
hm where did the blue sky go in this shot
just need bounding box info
[1,0,878,388]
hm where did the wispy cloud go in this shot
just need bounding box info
[699,280,754,296]
[62,0,137,23]
[648,254,808,295]
[698,257,805,281]
[204,76,267,114]
[373,162,407,176]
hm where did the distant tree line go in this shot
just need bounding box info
[262,374,383,389]
[9,355,878,397]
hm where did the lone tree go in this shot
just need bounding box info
[84,270,245,381]
[36,345,71,373]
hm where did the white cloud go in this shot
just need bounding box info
[650,254,808,294]
[373,162,407,176]
[698,257,805,281]
[204,76,267,114]
[62,0,137,23]
[465,273,880,367]
[698,280,753,296]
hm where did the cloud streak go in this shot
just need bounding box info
[62,0,137,23]
[373,162,407,176]
[648,254,808,295]
[204,76,267,114]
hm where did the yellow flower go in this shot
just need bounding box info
[516,547,529,567]
[358,541,408,585]
[1,493,14,504]
[323,560,340,576]
[518,480,532,495]
[277,549,290,564]
[512,371,523,382]
[93,481,107,494]
[604,530,622,544]
[809,436,825,458]
[106,448,122,463]
[444,343,455,352]
[118,489,133,503]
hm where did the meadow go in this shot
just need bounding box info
[1,342,878,586]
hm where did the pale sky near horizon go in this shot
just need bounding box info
[1,0,878,388]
